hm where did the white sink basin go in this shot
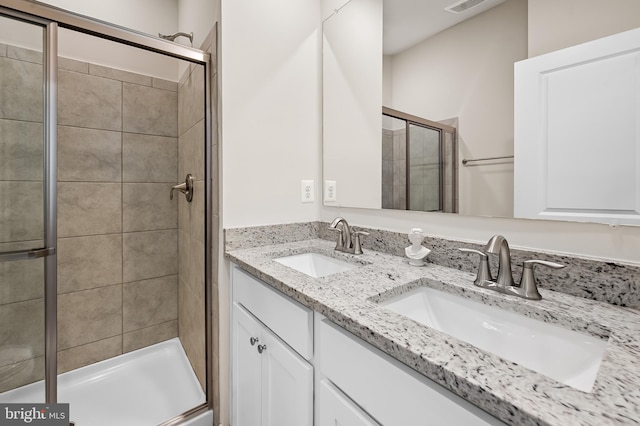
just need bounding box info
[273,252,356,278]
[380,287,608,392]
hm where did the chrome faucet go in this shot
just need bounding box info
[328,217,369,255]
[459,235,565,300]
[484,235,515,289]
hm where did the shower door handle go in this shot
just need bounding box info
[0,247,55,262]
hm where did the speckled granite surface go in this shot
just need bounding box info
[227,222,640,309]
[225,225,640,426]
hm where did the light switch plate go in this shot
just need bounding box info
[301,180,314,203]
[324,180,337,202]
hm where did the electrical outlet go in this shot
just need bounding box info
[324,180,337,202]
[301,180,314,203]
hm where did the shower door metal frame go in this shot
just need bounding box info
[0,0,215,423]
[0,5,58,404]
[382,106,457,212]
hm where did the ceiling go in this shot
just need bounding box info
[383,0,508,55]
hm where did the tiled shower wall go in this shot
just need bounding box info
[56,54,180,369]
[177,54,206,390]
[381,127,407,209]
[0,44,182,392]
[381,124,457,213]
[0,43,46,393]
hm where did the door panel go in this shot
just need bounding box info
[232,303,263,426]
[262,324,313,426]
[0,14,47,398]
[317,379,380,426]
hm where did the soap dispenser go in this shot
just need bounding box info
[404,228,431,266]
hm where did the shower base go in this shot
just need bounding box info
[0,338,206,425]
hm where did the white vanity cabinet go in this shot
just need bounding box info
[231,266,313,426]
[231,264,505,426]
[316,378,381,426]
[316,316,506,426]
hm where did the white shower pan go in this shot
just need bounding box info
[0,338,206,425]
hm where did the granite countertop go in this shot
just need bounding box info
[226,238,640,426]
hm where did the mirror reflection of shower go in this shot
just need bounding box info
[158,31,194,45]
[382,107,457,213]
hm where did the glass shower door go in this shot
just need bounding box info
[0,13,52,401]
[408,124,442,212]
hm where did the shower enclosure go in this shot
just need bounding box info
[0,1,216,424]
[382,107,457,213]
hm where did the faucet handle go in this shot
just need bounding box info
[352,230,369,255]
[519,259,565,300]
[459,248,492,286]
[327,226,344,250]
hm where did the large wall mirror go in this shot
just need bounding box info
[322,0,640,223]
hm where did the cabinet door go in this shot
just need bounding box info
[317,379,380,426]
[232,303,263,426]
[261,326,313,426]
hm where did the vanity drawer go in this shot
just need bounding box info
[232,265,313,359]
[317,318,505,426]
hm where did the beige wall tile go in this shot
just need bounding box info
[0,57,43,122]
[57,182,121,238]
[0,299,44,365]
[123,275,178,332]
[58,126,122,182]
[89,64,152,87]
[58,57,88,74]
[57,234,122,294]
[0,182,43,243]
[178,229,191,288]
[57,335,122,374]
[179,279,205,390]
[122,133,177,183]
[7,46,42,64]
[57,285,122,350]
[123,321,178,353]
[190,180,205,244]
[123,183,178,232]
[178,119,205,179]
[178,65,205,136]
[0,356,44,393]
[0,257,43,305]
[123,230,178,282]
[188,239,205,299]
[0,119,43,181]
[153,78,178,92]
[123,83,177,137]
[178,193,191,233]
[58,70,122,131]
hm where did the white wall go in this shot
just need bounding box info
[323,0,382,209]
[322,0,351,21]
[178,0,217,49]
[219,2,321,423]
[221,0,322,228]
[46,0,180,80]
[41,0,178,35]
[7,0,220,79]
[528,0,640,57]
[387,0,527,217]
